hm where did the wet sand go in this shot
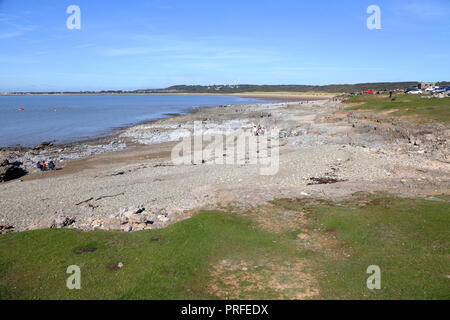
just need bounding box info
[21,142,174,181]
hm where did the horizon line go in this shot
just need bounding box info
[3,80,450,93]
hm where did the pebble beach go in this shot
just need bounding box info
[1,97,449,233]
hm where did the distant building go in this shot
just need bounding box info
[419,82,436,89]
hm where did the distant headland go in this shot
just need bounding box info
[3,81,450,95]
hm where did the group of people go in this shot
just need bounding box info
[252,125,266,136]
[35,161,56,171]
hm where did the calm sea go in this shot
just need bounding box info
[0,94,273,147]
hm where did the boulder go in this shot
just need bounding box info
[121,206,145,219]
[51,216,76,229]
[122,225,133,232]
[33,141,53,150]
[101,218,122,231]
[0,158,27,182]
[130,223,146,231]
[100,206,162,232]
[90,219,102,229]
[0,225,14,235]
[144,214,156,225]
[128,214,146,224]
[157,215,169,223]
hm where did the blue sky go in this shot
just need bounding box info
[0,0,449,91]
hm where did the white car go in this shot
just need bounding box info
[425,86,439,92]
[406,89,423,94]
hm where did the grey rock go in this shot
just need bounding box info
[123,225,133,232]
[128,214,146,224]
[52,216,76,229]
[121,206,145,219]
[0,225,14,235]
[0,158,27,182]
[33,141,53,150]
[101,218,122,231]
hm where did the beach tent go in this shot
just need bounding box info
[363,90,374,94]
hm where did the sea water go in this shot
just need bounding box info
[0,94,272,147]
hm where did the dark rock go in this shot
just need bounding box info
[0,225,14,235]
[0,159,27,182]
[75,247,97,255]
[33,141,53,150]
[307,177,345,185]
[151,237,166,244]
[51,216,76,229]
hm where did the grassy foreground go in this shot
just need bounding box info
[0,194,449,300]
[272,194,450,300]
[344,94,450,123]
[0,211,299,300]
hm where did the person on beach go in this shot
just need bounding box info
[257,125,265,136]
[35,162,42,170]
[253,125,258,136]
[48,161,56,170]
[40,161,47,171]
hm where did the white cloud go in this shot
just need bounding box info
[9,23,38,32]
[0,32,21,39]
[73,43,96,49]
[0,12,38,39]
[97,34,280,65]
[404,0,450,18]
[101,47,151,57]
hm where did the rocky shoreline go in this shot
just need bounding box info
[1,139,128,173]
[1,98,449,234]
[0,100,285,174]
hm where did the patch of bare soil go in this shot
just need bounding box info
[241,204,307,234]
[268,201,347,259]
[21,143,174,181]
[75,247,97,255]
[205,202,348,300]
[106,262,123,271]
[205,198,363,299]
[207,259,319,300]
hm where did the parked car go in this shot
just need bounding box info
[432,87,448,94]
[405,88,423,94]
[425,86,439,92]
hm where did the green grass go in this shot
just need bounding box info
[0,211,297,300]
[274,195,450,299]
[344,94,450,123]
[1,195,449,300]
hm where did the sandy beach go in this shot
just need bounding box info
[0,96,449,232]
